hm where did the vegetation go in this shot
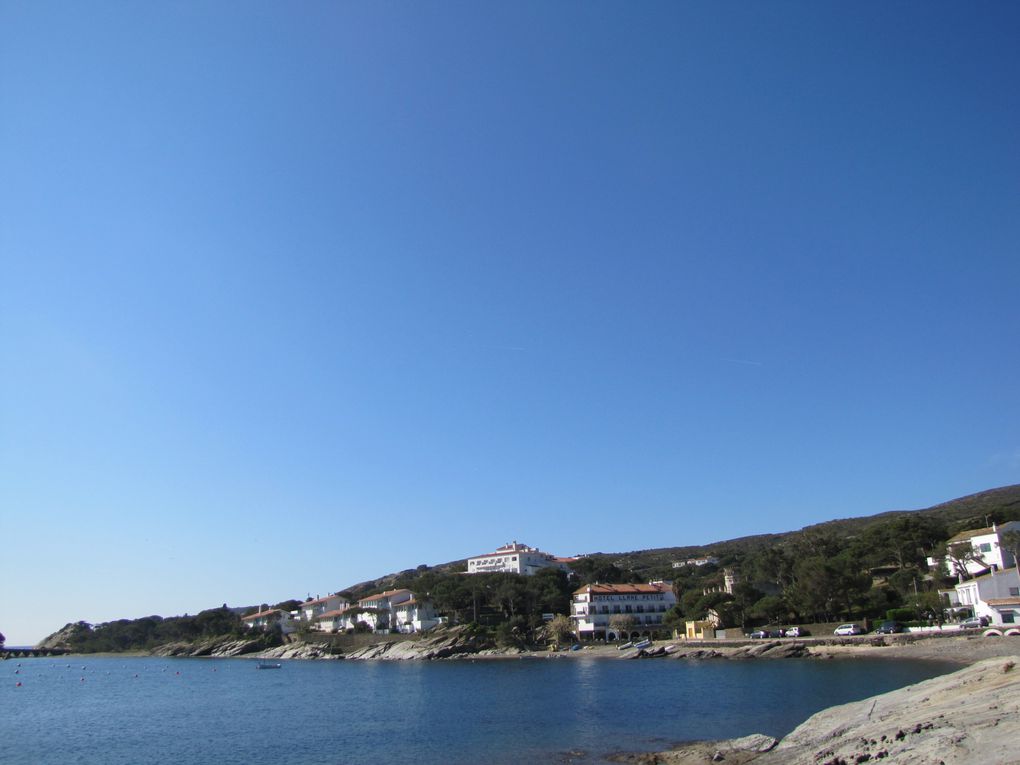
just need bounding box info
[48,606,252,653]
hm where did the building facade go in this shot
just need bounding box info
[570,582,676,641]
[391,598,441,634]
[950,568,1020,626]
[466,541,574,576]
[301,594,349,623]
[241,608,297,635]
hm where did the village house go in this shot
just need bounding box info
[356,588,415,632]
[391,597,441,634]
[570,582,676,641]
[301,593,349,623]
[466,541,575,576]
[948,567,1020,626]
[241,608,297,635]
[928,521,1020,579]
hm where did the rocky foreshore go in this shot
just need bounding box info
[610,655,1020,765]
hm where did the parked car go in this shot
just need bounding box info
[784,626,808,637]
[834,623,865,636]
[875,621,904,634]
[960,616,989,629]
[749,629,771,639]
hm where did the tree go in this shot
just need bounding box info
[945,542,976,582]
[608,614,636,639]
[1000,530,1020,578]
[547,614,574,645]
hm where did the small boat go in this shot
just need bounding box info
[617,641,634,650]
[256,662,282,670]
[634,639,652,650]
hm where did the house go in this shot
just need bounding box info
[570,582,676,641]
[356,589,415,632]
[241,608,297,635]
[672,556,719,569]
[467,541,575,576]
[301,594,349,623]
[684,619,718,639]
[928,521,1020,579]
[313,608,352,633]
[391,597,441,634]
[949,568,1020,626]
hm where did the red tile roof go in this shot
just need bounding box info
[242,609,283,621]
[359,588,412,603]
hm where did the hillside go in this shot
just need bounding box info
[598,484,1020,579]
[337,485,1020,600]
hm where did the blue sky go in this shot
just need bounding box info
[2,2,1018,645]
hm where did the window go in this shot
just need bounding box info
[1003,613,1015,624]
[1009,588,1019,597]
[979,543,992,553]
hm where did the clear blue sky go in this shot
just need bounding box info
[2,2,1018,646]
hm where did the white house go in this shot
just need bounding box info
[467,541,575,576]
[313,608,352,633]
[570,582,676,641]
[301,594,349,623]
[929,521,1020,579]
[950,568,1020,626]
[241,608,297,635]
[672,556,719,569]
[391,597,441,634]
[356,588,415,632]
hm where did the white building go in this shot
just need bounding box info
[950,568,1020,626]
[391,597,441,634]
[301,594,349,623]
[570,582,676,641]
[313,608,352,633]
[356,588,415,632]
[672,556,719,569]
[241,608,297,635]
[467,541,574,576]
[929,521,1020,579]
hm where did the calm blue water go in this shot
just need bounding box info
[1,656,952,764]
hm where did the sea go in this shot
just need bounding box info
[1,655,953,764]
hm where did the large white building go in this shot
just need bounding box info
[929,521,1020,579]
[466,541,574,576]
[570,582,676,641]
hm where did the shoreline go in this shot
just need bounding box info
[43,630,1019,665]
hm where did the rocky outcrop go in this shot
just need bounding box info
[151,637,266,657]
[610,734,779,764]
[341,625,498,660]
[662,641,811,661]
[621,656,1020,764]
[755,655,1020,764]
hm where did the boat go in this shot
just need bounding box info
[256,662,282,669]
[633,639,652,650]
[617,641,634,650]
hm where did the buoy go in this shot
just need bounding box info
[15,682,21,687]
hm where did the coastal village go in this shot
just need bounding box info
[239,522,1020,645]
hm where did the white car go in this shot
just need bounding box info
[785,626,803,638]
[834,623,864,636]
